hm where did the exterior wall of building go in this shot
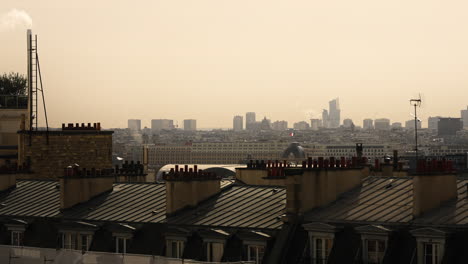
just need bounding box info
[438,118,463,136]
[183,119,196,131]
[147,142,288,166]
[17,131,113,179]
[127,119,141,131]
[363,119,373,130]
[233,116,243,131]
[374,119,391,130]
[461,107,468,129]
[151,119,174,131]
[245,112,256,130]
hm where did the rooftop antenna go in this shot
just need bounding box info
[410,94,422,162]
[27,29,49,144]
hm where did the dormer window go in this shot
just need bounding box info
[355,225,391,264]
[5,219,28,247]
[58,221,97,251]
[11,230,24,246]
[199,229,230,262]
[365,239,386,264]
[61,232,93,251]
[313,237,333,264]
[303,222,338,264]
[410,228,447,264]
[166,239,185,258]
[164,228,190,259]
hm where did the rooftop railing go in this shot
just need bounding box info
[0,95,28,109]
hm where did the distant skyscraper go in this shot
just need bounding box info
[391,122,402,129]
[310,119,321,130]
[184,119,197,131]
[428,116,441,130]
[246,112,256,130]
[233,116,243,131]
[293,121,310,130]
[128,119,141,131]
[405,119,421,130]
[328,98,341,128]
[151,119,174,131]
[461,106,468,129]
[260,117,272,130]
[322,109,329,128]
[363,119,374,130]
[374,118,391,130]
[438,118,462,136]
[343,118,353,128]
[272,120,288,131]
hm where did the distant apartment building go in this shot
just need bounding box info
[438,118,463,136]
[127,119,141,131]
[293,121,310,130]
[233,115,243,131]
[405,119,421,130]
[146,142,289,165]
[391,122,402,129]
[462,106,468,129]
[310,119,321,130]
[374,118,391,130]
[272,120,288,131]
[151,119,174,131]
[428,145,468,156]
[428,116,441,130]
[322,109,329,128]
[183,119,197,131]
[343,118,353,128]
[328,98,341,128]
[245,112,256,130]
[302,144,391,160]
[363,119,374,130]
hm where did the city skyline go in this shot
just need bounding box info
[2,1,468,129]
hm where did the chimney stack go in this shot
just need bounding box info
[413,159,457,218]
[164,165,220,215]
[60,165,114,209]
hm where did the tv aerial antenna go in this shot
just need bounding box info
[410,94,422,161]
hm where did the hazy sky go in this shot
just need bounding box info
[1,0,467,129]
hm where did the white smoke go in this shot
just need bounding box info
[0,9,33,32]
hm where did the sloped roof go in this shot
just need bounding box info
[166,185,286,230]
[0,180,60,218]
[304,176,468,226]
[0,179,284,230]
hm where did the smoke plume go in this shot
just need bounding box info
[0,9,33,32]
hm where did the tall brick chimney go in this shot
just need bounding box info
[413,159,457,218]
[60,165,114,209]
[285,157,365,217]
[164,165,221,215]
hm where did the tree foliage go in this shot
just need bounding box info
[0,72,27,95]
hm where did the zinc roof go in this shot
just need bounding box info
[167,185,286,230]
[0,180,60,218]
[305,176,468,226]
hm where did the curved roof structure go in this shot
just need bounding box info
[282,142,306,159]
[156,164,246,181]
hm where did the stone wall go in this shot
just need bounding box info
[18,130,113,179]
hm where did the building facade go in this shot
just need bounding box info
[184,119,197,131]
[232,116,243,131]
[245,112,256,130]
[151,119,174,131]
[127,119,141,131]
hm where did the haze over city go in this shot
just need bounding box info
[2,0,468,128]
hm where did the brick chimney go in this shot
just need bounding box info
[413,159,457,218]
[285,157,365,216]
[164,165,220,215]
[235,160,288,186]
[60,165,114,209]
